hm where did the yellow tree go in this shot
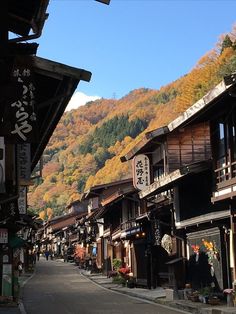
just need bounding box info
[38,210,46,221]
[46,207,53,220]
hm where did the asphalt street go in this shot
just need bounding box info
[21,259,188,314]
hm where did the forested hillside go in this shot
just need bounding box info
[28,27,236,219]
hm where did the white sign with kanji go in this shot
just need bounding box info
[132,154,150,190]
[18,186,27,215]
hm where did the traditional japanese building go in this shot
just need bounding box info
[0,0,91,300]
[121,73,236,292]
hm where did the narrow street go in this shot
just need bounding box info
[21,258,186,314]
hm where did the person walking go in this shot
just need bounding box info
[45,250,49,261]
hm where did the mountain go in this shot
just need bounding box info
[28,28,236,218]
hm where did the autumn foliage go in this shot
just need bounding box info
[28,25,236,217]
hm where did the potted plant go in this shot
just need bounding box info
[127,273,135,288]
[189,291,200,302]
[199,287,212,303]
[118,266,130,286]
[112,258,122,271]
[198,286,212,303]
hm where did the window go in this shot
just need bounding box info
[153,160,164,181]
[216,122,227,168]
[214,108,236,182]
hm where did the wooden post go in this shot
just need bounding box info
[0,0,8,58]
[0,0,8,297]
[231,214,236,283]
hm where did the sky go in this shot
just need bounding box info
[37,0,236,111]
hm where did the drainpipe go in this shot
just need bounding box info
[9,0,49,43]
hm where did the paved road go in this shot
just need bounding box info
[22,259,187,314]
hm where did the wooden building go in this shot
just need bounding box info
[121,74,236,292]
[81,179,139,274]
[0,0,91,301]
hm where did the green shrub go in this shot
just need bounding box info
[112,275,126,286]
[112,258,122,270]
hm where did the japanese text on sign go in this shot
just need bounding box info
[0,228,8,244]
[17,143,31,185]
[18,186,27,215]
[11,68,36,142]
[132,154,150,190]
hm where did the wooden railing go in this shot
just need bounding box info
[120,219,137,231]
[214,161,236,187]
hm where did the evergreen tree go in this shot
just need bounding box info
[221,35,233,54]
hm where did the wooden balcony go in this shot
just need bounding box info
[121,219,137,231]
[212,161,236,202]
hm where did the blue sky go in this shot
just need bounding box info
[37,0,236,110]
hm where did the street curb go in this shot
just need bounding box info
[18,302,26,314]
[79,270,236,314]
[80,271,190,314]
[18,271,36,314]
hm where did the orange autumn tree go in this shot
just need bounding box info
[28,24,236,217]
[74,245,86,261]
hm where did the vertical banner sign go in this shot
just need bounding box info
[152,220,161,246]
[18,186,27,215]
[132,154,150,190]
[0,137,5,193]
[0,201,19,221]
[0,228,8,243]
[17,143,31,185]
[1,58,37,143]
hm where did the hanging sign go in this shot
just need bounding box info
[18,186,27,215]
[0,200,19,222]
[1,58,37,143]
[132,154,150,190]
[152,220,161,246]
[17,143,31,185]
[0,228,8,244]
[0,137,5,193]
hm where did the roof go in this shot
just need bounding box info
[120,127,169,162]
[82,178,132,200]
[167,80,230,132]
[51,216,76,232]
[121,75,236,162]
[95,0,111,4]
[0,54,91,169]
[50,211,86,232]
[101,186,135,206]
[95,186,136,219]
[8,0,49,42]
[16,55,91,169]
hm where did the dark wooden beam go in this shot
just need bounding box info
[0,0,8,58]
[95,0,110,5]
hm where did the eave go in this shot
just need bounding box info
[120,126,169,162]
[139,160,212,199]
[175,209,230,229]
[101,186,135,207]
[82,178,132,200]
[8,0,50,42]
[20,55,92,169]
